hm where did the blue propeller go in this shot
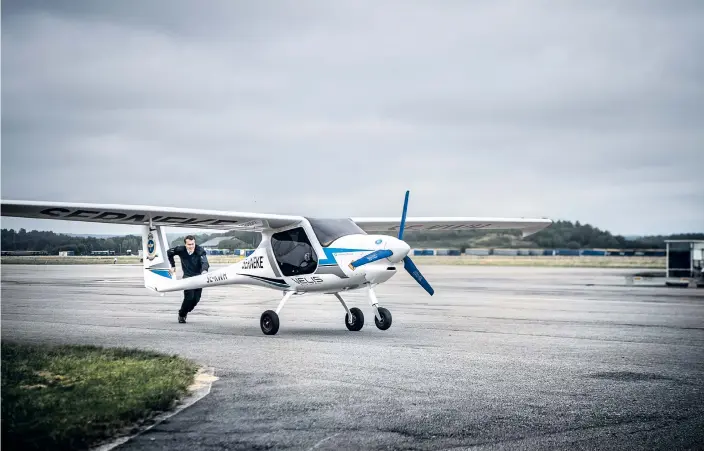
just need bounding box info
[398,190,434,296]
[348,249,393,270]
[403,255,435,296]
[398,190,409,240]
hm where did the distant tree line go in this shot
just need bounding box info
[520,220,703,250]
[167,230,260,249]
[1,229,142,255]
[392,220,704,251]
[2,221,703,255]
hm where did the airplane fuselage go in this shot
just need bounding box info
[153,233,409,294]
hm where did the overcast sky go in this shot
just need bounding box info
[2,0,703,237]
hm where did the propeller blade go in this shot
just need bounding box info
[348,249,393,270]
[398,190,409,240]
[403,256,434,296]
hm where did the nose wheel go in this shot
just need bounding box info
[367,285,393,331]
[374,307,392,330]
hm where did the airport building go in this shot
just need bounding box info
[666,240,704,287]
[200,237,234,255]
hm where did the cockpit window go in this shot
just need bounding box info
[306,218,367,247]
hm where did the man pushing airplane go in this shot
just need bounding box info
[167,235,210,323]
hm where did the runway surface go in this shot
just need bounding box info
[2,264,703,450]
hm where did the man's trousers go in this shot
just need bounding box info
[179,288,202,317]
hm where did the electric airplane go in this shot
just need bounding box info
[1,192,552,335]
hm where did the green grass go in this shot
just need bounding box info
[1,342,199,451]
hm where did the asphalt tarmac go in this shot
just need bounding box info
[2,264,703,450]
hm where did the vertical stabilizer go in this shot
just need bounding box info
[142,225,174,292]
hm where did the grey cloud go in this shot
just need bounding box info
[2,0,703,236]
[1,0,323,39]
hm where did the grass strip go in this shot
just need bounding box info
[1,342,199,451]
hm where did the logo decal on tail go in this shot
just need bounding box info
[147,231,157,260]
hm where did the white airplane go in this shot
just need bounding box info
[1,192,552,335]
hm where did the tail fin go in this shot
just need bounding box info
[141,225,175,292]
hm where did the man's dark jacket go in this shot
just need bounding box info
[167,245,210,278]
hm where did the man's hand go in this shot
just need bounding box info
[169,267,176,275]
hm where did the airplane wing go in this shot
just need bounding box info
[351,217,553,237]
[0,200,303,231]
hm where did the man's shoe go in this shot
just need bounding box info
[178,315,186,323]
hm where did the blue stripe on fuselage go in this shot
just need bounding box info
[318,247,372,266]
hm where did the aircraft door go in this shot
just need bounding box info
[270,227,318,276]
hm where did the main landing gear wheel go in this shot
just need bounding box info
[345,307,364,331]
[375,307,392,330]
[260,310,280,335]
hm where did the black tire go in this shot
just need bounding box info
[345,307,364,331]
[260,310,280,335]
[375,307,392,330]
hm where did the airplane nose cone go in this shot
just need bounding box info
[388,238,411,262]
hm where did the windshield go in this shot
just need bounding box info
[306,218,366,247]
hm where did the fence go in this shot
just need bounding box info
[205,249,256,256]
[415,248,666,257]
[222,248,667,258]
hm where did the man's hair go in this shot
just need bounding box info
[184,235,196,243]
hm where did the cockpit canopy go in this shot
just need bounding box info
[306,218,367,247]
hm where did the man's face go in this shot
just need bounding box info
[185,239,195,253]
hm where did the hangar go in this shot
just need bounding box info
[200,236,234,255]
[666,240,704,288]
